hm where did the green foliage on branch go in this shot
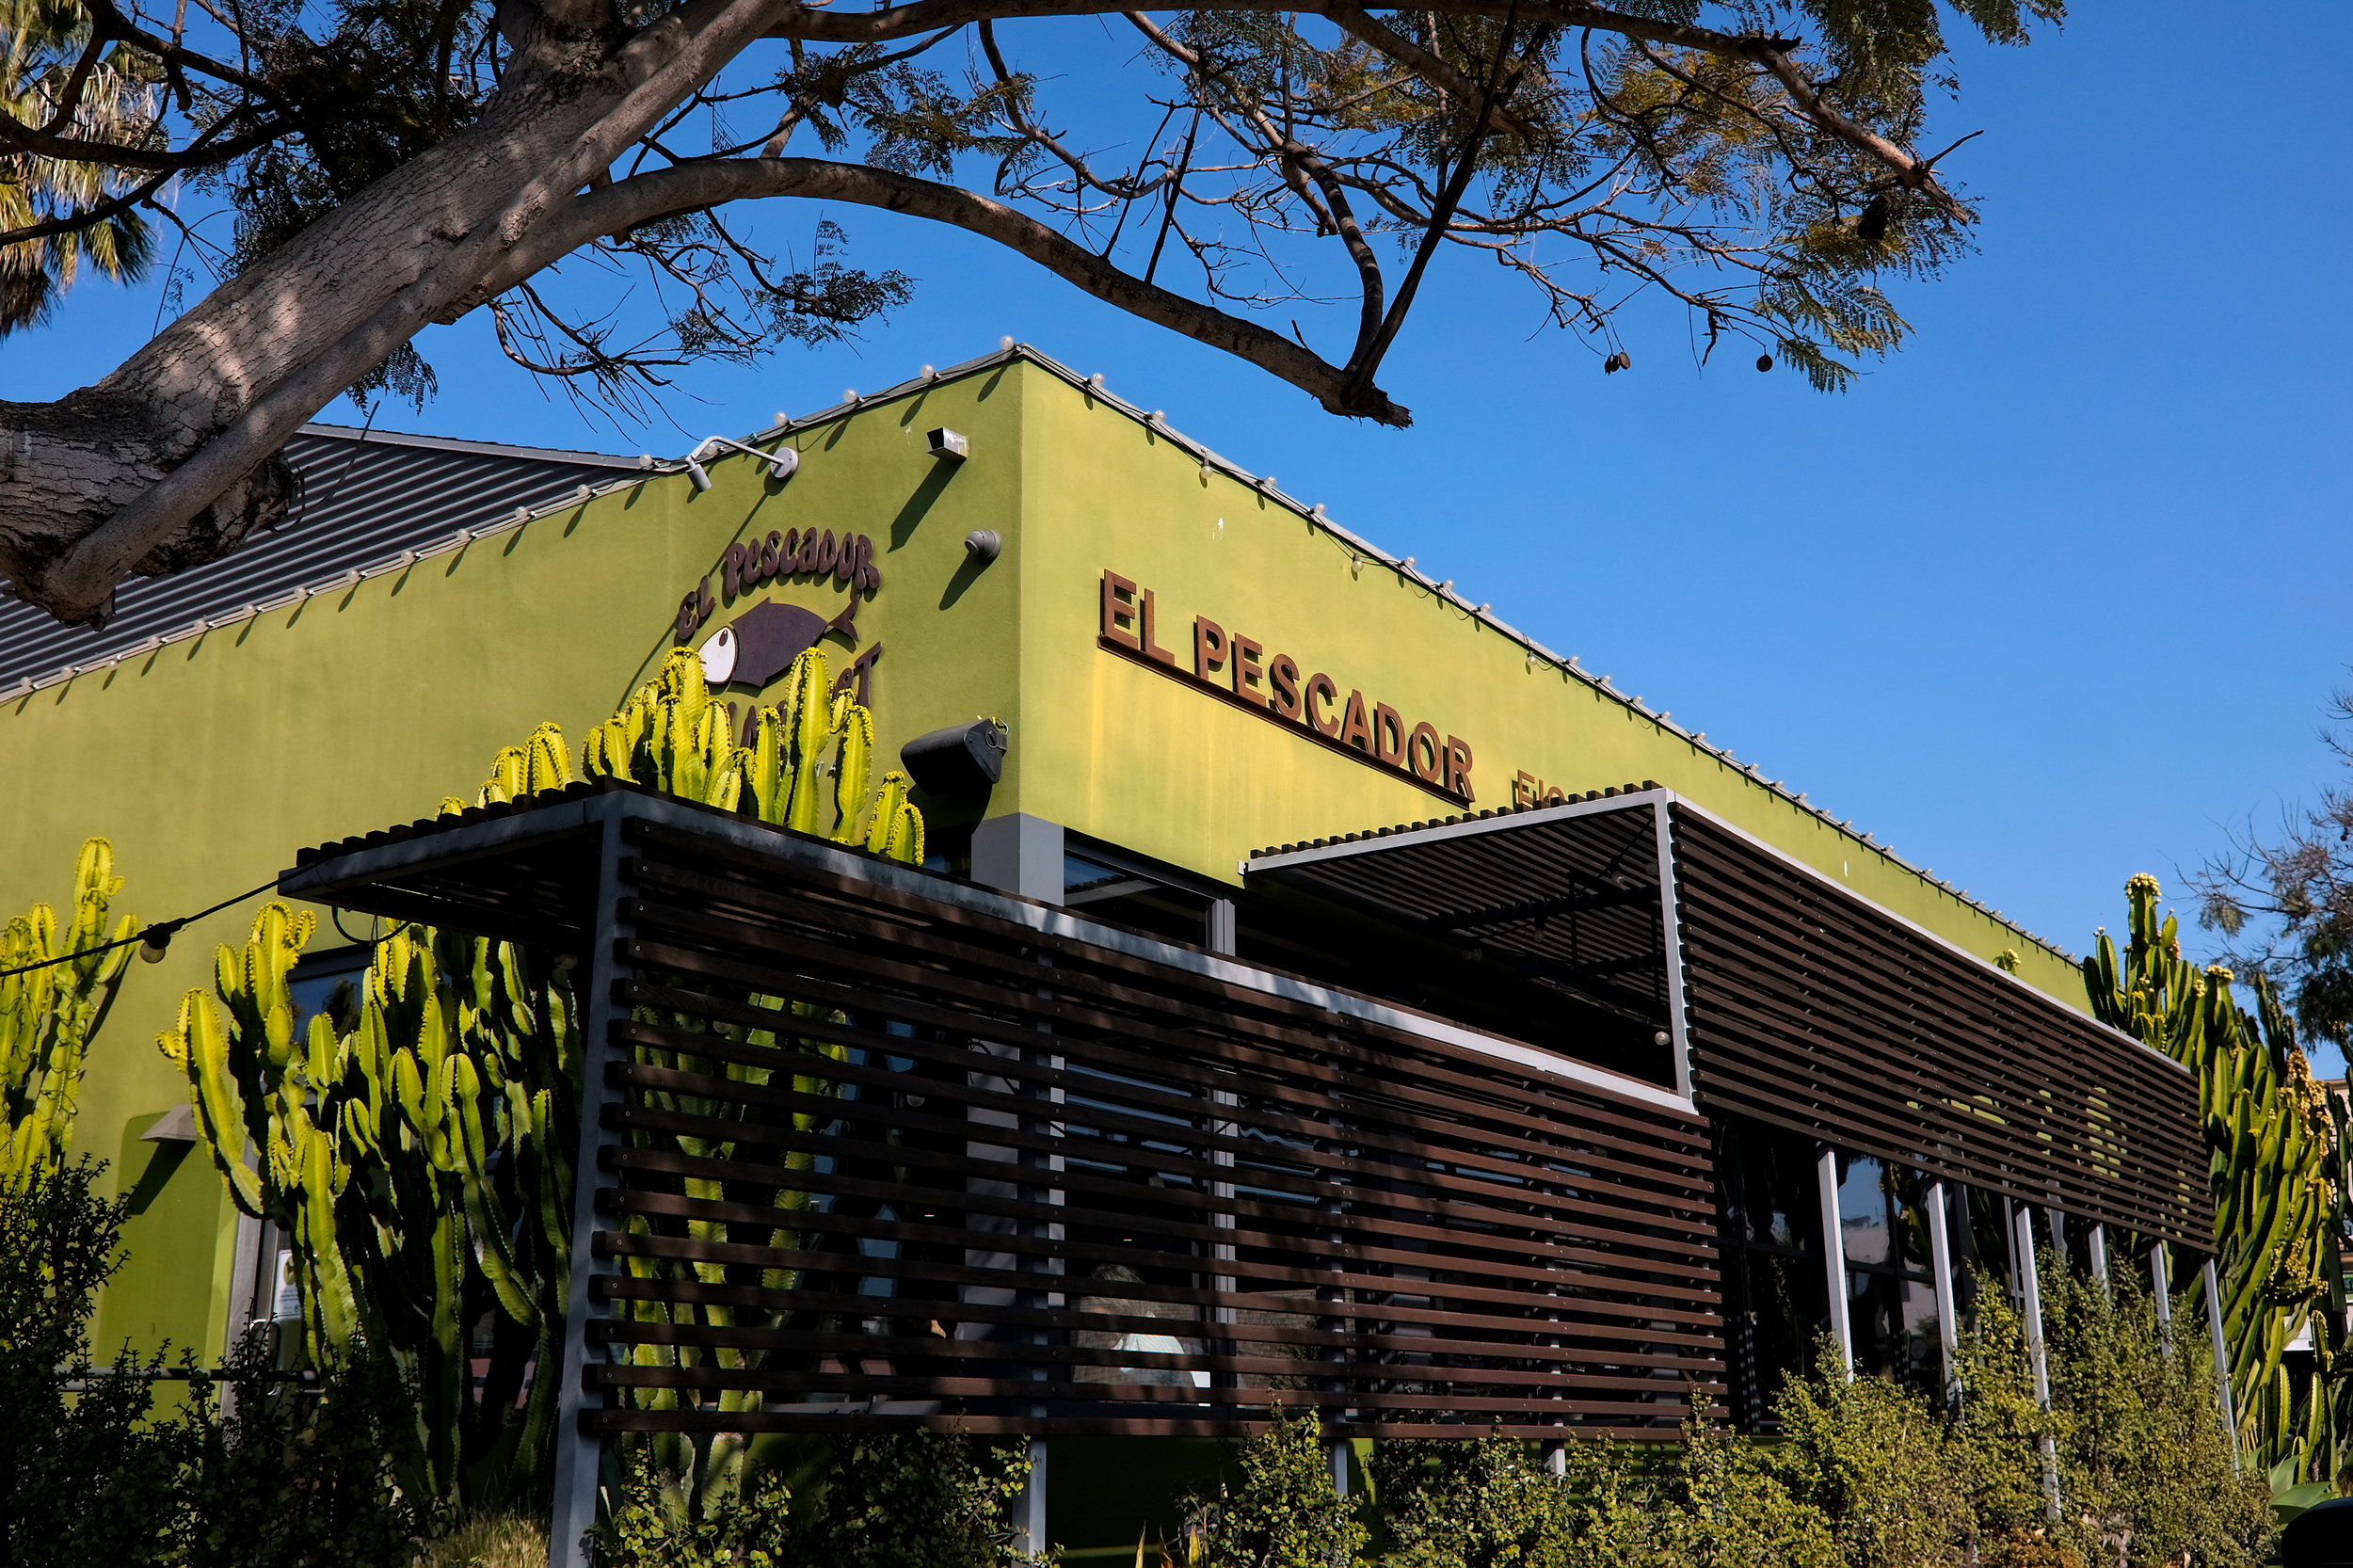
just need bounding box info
[0,1159,425,1568]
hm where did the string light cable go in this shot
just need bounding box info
[0,875,282,981]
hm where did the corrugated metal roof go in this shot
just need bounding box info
[0,424,638,690]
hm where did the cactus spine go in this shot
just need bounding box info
[2083,873,2348,1488]
[1,839,135,1189]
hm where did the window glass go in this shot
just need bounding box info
[1835,1153,1890,1267]
[288,947,371,1037]
[1713,1117,1829,1431]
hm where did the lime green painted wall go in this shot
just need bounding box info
[996,361,2081,1003]
[0,349,2077,1359]
[0,369,1027,1357]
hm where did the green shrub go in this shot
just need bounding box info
[177,1336,430,1568]
[0,1158,427,1568]
[0,1160,194,1568]
[595,1430,1039,1568]
[1176,1409,1366,1568]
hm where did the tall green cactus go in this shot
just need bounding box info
[159,648,923,1509]
[2,839,135,1189]
[159,910,580,1506]
[2084,874,2349,1488]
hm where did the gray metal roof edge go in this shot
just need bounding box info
[296,423,645,469]
[1248,784,2152,1070]
[1242,789,1669,875]
[4,463,658,702]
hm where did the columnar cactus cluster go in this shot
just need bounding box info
[156,648,921,1508]
[469,647,924,860]
[159,904,579,1504]
[2084,873,2349,1487]
[1,839,135,1190]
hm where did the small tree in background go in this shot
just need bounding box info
[2190,680,2353,1057]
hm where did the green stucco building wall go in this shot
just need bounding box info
[0,347,2084,1360]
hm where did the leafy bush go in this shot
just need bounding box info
[176,1335,430,1568]
[595,1430,1040,1568]
[1176,1409,1366,1568]
[0,1159,193,1568]
[0,1158,427,1568]
[1189,1266,2269,1568]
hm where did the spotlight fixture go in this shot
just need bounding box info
[682,436,799,490]
[927,427,969,461]
[963,529,1002,564]
[902,718,1008,797]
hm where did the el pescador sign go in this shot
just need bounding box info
[1097,569,1476,805]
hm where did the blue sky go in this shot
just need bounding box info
[10,2,2348,1057]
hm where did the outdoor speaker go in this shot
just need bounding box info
[901,718,1007,797]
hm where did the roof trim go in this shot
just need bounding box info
[296,423,644,469]
[1249,786,2170,1073]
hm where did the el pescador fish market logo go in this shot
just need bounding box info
[676,528,886,704]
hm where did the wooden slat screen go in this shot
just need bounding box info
[1669,808,2204,1247]
[580,817,1725,1439]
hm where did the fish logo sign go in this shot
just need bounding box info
[683,529,888,705]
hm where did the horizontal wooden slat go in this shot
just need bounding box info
[588,827,1723,1439]
[1670,809,2203,1247]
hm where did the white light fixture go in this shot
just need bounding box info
[842,388,857,403]
[1350,556,1365,578]
[1000,335,1015,349]
[682,436,799,488]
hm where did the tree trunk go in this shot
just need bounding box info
[0,0,749,626]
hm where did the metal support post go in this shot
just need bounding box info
[2203,1259,2239,1476]
[2014,1203,2062,1524]
[1016,1438,1049,1558]
[1330,1441,1351,1497]
[2152,1241,2173,1358]
[1817,1146,1852,1375]
[1206,907,1239,1382]
[1542,1441,1567,1478]
[2089,1223,2108,1291]
[1926,1180,1961,1410]
[971,813,1066,904]
[548,818,636,1568]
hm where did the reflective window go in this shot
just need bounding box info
[1834,1152,1942,1399]
[1713,1117,1829,1432]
